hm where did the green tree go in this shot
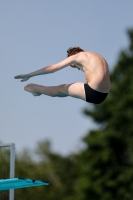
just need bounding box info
[15,140,77,200]
[73,28,133,200]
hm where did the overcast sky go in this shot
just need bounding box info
[0,0,133,155]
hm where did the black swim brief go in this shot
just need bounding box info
[84,83,108,104]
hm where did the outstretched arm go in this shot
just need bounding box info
[14,55,77,82]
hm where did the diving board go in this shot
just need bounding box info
[0,178,49,190]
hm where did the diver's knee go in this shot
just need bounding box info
[56,84,69,97]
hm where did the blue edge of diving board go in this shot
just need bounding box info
[0,178,49,190]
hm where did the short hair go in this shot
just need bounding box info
[67,47,84,57]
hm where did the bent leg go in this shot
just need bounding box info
[24,82,86,101]
[63,82,86,100]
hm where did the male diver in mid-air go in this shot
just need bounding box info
[14,47,110,104]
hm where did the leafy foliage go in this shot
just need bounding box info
[15,141,77,200]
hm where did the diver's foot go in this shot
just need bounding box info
[24,84,42,96]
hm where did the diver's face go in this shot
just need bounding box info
[70,64,80,70]
[70,64,74,67]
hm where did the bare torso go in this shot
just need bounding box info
[75,51,110,93]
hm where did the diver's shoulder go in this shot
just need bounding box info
[76,51,91,58]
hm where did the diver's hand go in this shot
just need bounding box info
[14,74,30,82]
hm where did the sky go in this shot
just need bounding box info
[0,1,133,156]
